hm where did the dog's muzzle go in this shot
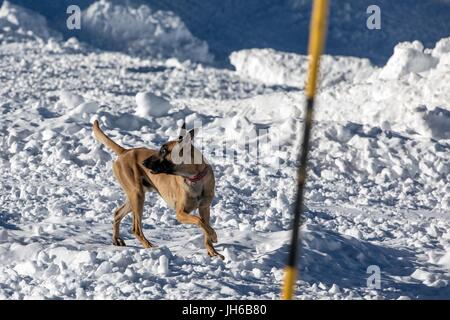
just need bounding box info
[143,156,174,174]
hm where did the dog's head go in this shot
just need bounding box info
[142,123,204,176]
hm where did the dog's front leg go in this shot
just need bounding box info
[176,207,223,260]
[199,206,218,243]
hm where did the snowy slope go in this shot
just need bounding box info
[0,2,450,300]
[5,0,450,65]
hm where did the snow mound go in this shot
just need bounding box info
[68,101,99,118]
[0,1,60,40]
[230,49,375,88]
[58,91,98,119]
[81,1,212,63]
[432,37,450,58]
[135,92,172,118]
[59,91,85,109]
[379,41,438,80]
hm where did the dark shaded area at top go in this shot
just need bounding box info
[4,0,450,66]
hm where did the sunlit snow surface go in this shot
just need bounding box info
[0,1,450,299]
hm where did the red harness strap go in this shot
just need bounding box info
[184,166,209,185]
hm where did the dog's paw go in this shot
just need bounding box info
[208,251,225,260]
[142,239,156,249]
[208,227,218,243]
[205,240,224,260]
[216,253,225,260]
[113,238,126,246]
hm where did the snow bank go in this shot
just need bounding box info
[230,49,375,88]
[0,1,60,40]
[229,39,450,143]
[231,37,450,90]
[81,1,212,63]
[318,38,450,141]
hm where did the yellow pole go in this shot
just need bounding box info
[281,0,329,300]
[305,0,329,100]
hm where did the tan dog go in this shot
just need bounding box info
[92,120,223,259]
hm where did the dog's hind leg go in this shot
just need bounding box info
[129,191,155,248]
[114,161,154,249]
[112,202,131,246]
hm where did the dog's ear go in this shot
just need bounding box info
[178,122,186,140]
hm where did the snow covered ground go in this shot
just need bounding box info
[0,1,449,299]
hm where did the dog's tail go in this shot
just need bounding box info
[92,120,126,155]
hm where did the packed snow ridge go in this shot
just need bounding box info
[230,49,375,88]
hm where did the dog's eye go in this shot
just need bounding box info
[160,146,168,156]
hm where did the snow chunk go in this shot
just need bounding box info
[59,91,99,120]
[438,250,450,270]
[110,252,133,267]
[14,261,37,276]
[379,41,438,79]
[73,251,96,267]
[81,1,212,63]
[157,255,169,275]
[68,101,99,117]
[344,227,363,239]
[89,145,112,164]
[165,58,184,69]
[410,105,450,140]
[252,268,263,279]
[59,91,85,109]
[432,37,450,58]
[0,1,60,40]
[223,247,236,261]
[95,261,113,276]
[410,268,434,282]
[329,284,341,294]
[135,92,171,118]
